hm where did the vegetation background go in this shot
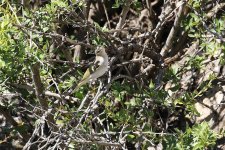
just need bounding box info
[0,0,225,149]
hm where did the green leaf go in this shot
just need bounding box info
[149,80,155,89]
[130,98,136,106]
[0,59,5,68]
[43,27,49,32]
[52,0,68,7]
[56,120,64,126]
[127,134,135,139]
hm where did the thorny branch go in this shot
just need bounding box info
[2,0,225,149]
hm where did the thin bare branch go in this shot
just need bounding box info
[114,0,132,36]
[160,1,186,57]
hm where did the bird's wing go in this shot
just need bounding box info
[81,58,101,81]
[73,58,102,91]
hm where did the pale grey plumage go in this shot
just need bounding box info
[74,47,108,91]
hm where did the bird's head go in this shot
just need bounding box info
[95,46,107,56]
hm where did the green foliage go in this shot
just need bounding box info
[184,1,225,66]
[0,0,224,149]
[112,0,125,8]
[0,5,27,83]
[112,0,141,10]
[163,122,218,149]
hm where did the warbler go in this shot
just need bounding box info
[74,46,109,91]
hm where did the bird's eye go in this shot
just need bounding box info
[96,49,101,54]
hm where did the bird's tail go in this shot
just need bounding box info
[73,77,89,92]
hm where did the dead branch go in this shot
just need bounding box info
[160,1,186,57]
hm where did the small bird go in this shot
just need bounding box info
[73,46,109,91]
